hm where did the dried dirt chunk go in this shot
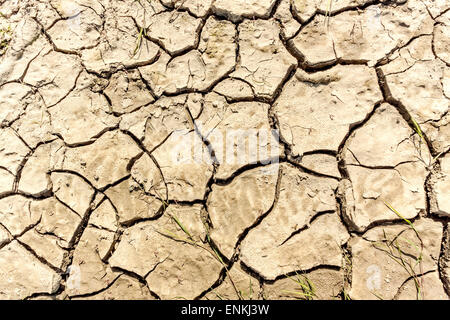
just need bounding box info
[139,17,236,96]
[263,268,344,300]
[239,164,346,280]
[0,19,45,83]
[274,65,381,156]
[152,131,213,202]
[382,37,449,153]
[75,274,154,300]
[290,18,336,67]
[31,1,62,29]
[147,11,202,56]
[434,11,450,65]
[0,127,29,175]
[345,103,430,167]
[300,153,340,178]
[203,263,260,300]
[18,140,66,196]
[292,0,374,23]
[131,153,167,199]
[62,131,142,189]
[67,227,117,297]
[23,47,82,107]
[19,228,66,269]
[349,218,443,300]
[213,78,254,100]
[110,204,222,299]
[292,2,433,65]
[51,172,95,216]
[341,104,430,231]
[11,93,52,148]
[0,169,14,196]
[82,16,160,74]
[0,224,11,248]
[418,0,449,18]
[161,0,213,17]
[111,0,165,27]
[105,178,163,225]
[0,195,39,237]
[232,19,297,99]
[208,165,279,259]
[119,93,202,146]
[343,165,428,232]
[433,154,450,216]
[212,0,277,22]
[48,7,102,52]
[397,271,448,300]
[34,197,81,247]
[0,241,61,299]
[49,86,119,146]
[196,94,281,179]
[242,213,348,280]
[0,83,32,125]
[104,70,155,114]
[142,94,201,151]
[89,198,118,232]
[274,0,300,39]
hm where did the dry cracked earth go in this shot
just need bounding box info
[0,0,449,300]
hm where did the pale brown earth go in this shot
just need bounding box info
[0,0,449,300]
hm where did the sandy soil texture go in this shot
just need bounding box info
[0,0,449,300]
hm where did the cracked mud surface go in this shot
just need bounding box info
[0,0,449,300]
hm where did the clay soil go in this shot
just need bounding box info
[0,0,449,300]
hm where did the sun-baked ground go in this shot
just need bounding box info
[0,0,449,300]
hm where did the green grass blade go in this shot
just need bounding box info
[383,202,416,231]
[411,118,424,140]
[170,214,193,240]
